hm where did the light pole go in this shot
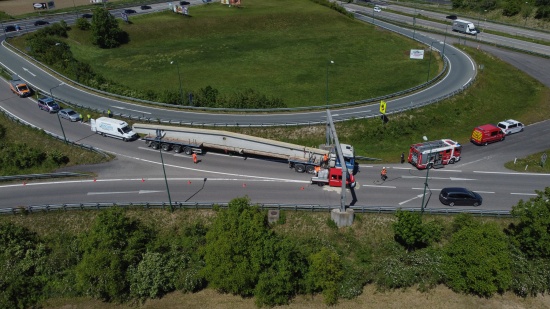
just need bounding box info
[170,61,184,105]
[156,132,173,212]
[442,24,448,57]
[326,60,334,109]
[412,4,417,40]
[426,41,438,82]
[420,135,433,214]
[50,83,68,144]
[524,2,529,27]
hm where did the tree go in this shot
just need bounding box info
[444,221,512,297]
[510,187,550,258]
[306,247,343,305]
[90,7,127,48]
[75,207,152,302]
[393,210,441,251]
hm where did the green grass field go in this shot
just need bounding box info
[64,0,439,107]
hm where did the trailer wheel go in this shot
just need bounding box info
[294,164,306,173]
[161,143,171,151]
[151,142,159,150]
[306,165,315,174]
[184,147,192,155]
[145,140,151,146]
[174,146,182,153]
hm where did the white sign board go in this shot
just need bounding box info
[410,49,424,60]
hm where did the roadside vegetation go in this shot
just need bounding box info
[2,192,550,308]
[505,149,550,173]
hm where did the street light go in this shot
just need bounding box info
[426,41,438,82]
[420,135,433,214]
[156,132,173,212]
[50,83,68,144]
[170,61,184,105]
[524,2,530,27]
[326,60,334,109]
[442,24,448,57]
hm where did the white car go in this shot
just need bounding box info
[497,119,524,135]
[374,6,381,12]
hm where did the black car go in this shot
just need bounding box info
[81,13,93,18]
[124,9,137,14]
[34,20,50,26]
[140,5,151,10]
[439,187,482,207]
[180,1,190,4]
[4,25,17,32]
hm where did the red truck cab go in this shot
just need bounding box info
[470,124,505,146]
[311,168,356,188]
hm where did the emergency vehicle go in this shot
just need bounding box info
[408,139,462,170]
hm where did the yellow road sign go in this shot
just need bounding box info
[380,100,387,114]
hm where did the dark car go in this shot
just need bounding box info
[439,187,482,207]
[124,9,137,14]
[446,15,458,20]
[81,13,93,18]
[4,25,17,32]
[34,20,50,26]
[140,5,151,10]
[37,97,60,113]
[180,1,190,4]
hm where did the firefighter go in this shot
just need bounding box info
[192,152,198,164]
[381,167,387,181]
[314,165,321,176]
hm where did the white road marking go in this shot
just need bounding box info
[510,193,537,196]
[112,106,152,114]
[401,175,476,181]
[87,190,164,195]
[399,194,424,205]
[22,67,36,77]
[474,171,550,176]
[362,184,396,188]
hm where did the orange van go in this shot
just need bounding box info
[470,124,505,146]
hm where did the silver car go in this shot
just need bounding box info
[58,109,81,122]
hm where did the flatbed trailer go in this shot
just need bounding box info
[143,135,203,154]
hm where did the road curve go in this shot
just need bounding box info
[0,8,476,126]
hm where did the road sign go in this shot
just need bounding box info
[380,100,386,114]
[542,152,547,167]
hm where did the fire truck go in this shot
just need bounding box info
[408,139,462,169]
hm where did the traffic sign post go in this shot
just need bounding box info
[541,152,547,168]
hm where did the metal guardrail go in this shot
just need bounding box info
[0,201,512,217]
[0,172,88,182]
[0,105,110,158]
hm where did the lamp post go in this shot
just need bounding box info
[156,132,173,212]
[524,2,529,27]
[326,60,334,109]
[442,24,448,57]
[170,61,184,105]
[426,41,438,82]
[412,4,417,40]
[50,83,68,144]
[420,135,433,214]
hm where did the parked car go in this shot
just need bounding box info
[374,6,381,12]
[4,25,17,32]
[497,119,524,135]
[439,187,482,207]
[34,20,50,26]
[81,13,93,18]
[59,109,81,122]
[37,97,60,113]
[140,5,151,10]
[124,9,137,14]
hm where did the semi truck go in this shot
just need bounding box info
[132,123,357,174]
[9,76,31,98]
[451,19,478,35]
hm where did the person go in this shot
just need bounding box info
[401,152,405,164]
[79,113,83,123]
[107,109,112,118]
[323,153,328,163]
[314,165,320,176]
[87,114,91,123]
[381,167,387,181]
[192,152,198,164]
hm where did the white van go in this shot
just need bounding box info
[497,119,524,135]
[91,117,138,141]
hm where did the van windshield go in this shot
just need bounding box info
[121,126,132,133]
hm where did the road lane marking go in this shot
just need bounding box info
[362,184,396,188]
[474,171,550,176]
[399,194,424,205]
[510,193,537,196]
[87,190,164,195]
[112,106,152,114]
[22,67,36,77]
[401,175,476,181]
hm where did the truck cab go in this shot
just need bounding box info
[311,168,356,188]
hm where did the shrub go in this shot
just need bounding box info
[509,244,550,297]
[306,247,343,305]
[129,251,174,300]
[444,222,512,297]
[393,210,441,251]
[76,17,91,30]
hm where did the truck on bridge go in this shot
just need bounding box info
[132,123,357,175]
[9,76,31,98]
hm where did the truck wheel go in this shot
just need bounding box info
[306,165,315,174]
[449,158,455,164]
[174,146,182,153]
[317,182,324,187]
[151,142,159,150]
[184,147,192,155]
[294,164,306,173]
[145,140,151,146]
[161,143,171,151]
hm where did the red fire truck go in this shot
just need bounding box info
[408,139,462,169]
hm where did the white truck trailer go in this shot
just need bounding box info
[452,19,478,35]
[132,123,356,174]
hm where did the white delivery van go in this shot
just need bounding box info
[91,117,138,141]
[452,19,478,35]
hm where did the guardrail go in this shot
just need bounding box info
[0,201,512,217]
[0,105,110,158]
[0,172,89,182]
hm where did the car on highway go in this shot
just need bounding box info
[439,187,482,207]
[140,5,152,10]
[180,1,190,4]
[497,119,524,135]
[4,25,19,32]
[37,97,60,113]
[374,6,381,12]
[81,13,93,18]
[124,9,137,14]
[34,20,50,26]
[59,109,81,122]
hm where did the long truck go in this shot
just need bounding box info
[132,123,356,174]
[9,76,31,98]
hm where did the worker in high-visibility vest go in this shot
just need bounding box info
[314,165,321,176]
[192,152,198,164]
[381,167,387,181]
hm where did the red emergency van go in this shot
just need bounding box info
[470,124,505,146]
